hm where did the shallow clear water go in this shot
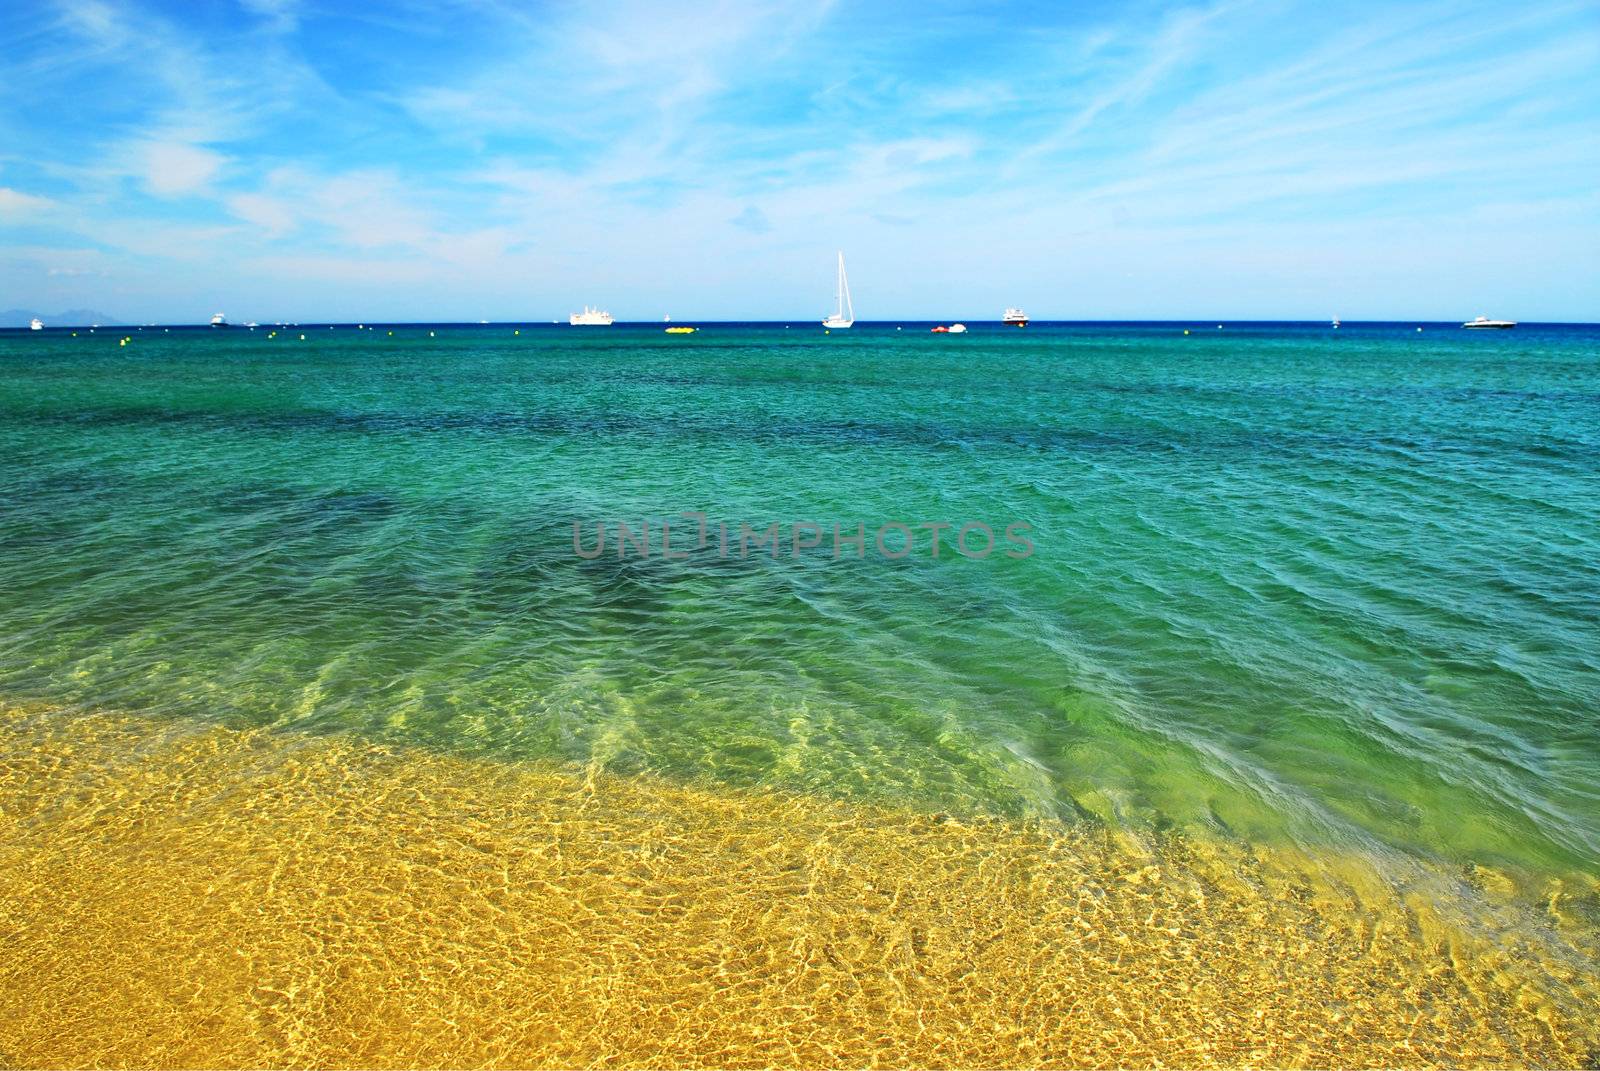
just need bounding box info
[2,321,1597,879]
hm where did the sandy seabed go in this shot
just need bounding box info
[2,703,1597,1069]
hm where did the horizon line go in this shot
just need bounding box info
[9,318,1596,329]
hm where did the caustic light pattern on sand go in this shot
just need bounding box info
[2,706,1597,1069]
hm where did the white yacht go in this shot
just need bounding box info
[210,312,229,327]
[948,323,968,334]
[29,317,43,331]
[570,306,614,326]
[822,251,854,329]
[1462,316,1515,329]
[1003,307,1029,327]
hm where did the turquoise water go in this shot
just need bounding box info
[2,322,1597,878]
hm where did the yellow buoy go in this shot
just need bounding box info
[1183,329,1190,335]
[514,329,520,336]
[299,334,306,340]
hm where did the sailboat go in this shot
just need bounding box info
[822,251,854,329]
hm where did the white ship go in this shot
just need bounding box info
[210,312,229,327]
[822,251,854,329]
[29,317,43,331]
[948,323,968,334]
[1003,307,1029,326]
[1462,315,1515,329]
[570,306,614,326]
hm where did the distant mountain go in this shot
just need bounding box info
[0,308,125,327]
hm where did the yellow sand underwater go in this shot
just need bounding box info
[1,704,1597,1068]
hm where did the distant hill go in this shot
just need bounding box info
[1,308,125,327]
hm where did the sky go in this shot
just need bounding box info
[1,0,1597,323]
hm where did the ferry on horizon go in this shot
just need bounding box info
[1003,307,1029,327]
[570,306,614,326]
[822,251,854,329]
[210,312,230,327]
[1462,315,1515,329]
[29,317,43,331]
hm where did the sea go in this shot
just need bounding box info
[1,320,1597,1066]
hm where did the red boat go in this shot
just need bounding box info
[931,325,949,333]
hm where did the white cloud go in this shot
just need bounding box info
[255,168,435,249]
[136,141,226,196]
[0,187,58,218]
[239,0,300,33]
[54,0,120,46]
[226,192,297,236]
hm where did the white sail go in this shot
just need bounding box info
[822,251,854,328]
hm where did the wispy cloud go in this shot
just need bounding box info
[0,187,59,218]
[239,0,300,33]
[135,140,227,195]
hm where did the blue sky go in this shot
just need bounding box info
[1,0,1596,322]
